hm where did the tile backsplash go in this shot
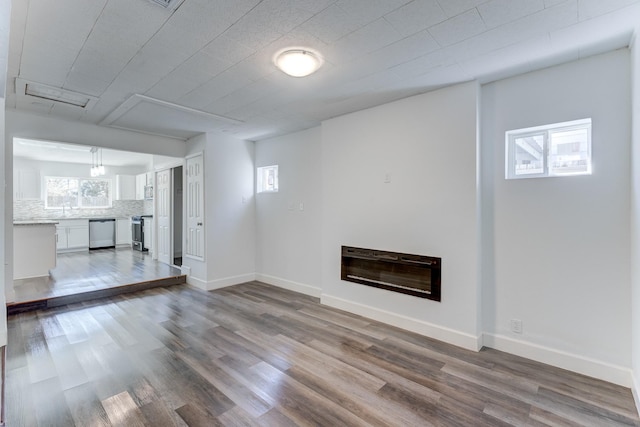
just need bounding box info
[14,200,150,220]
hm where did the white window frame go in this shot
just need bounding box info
[257,165,279,193]
[44,176,113,209]
[505,118,592,180]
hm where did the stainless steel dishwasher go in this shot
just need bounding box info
[88,219,116,249]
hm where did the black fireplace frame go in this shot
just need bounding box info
[341,246,441,301]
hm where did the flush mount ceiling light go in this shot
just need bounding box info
[274,48,324,77]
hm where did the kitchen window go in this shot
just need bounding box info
[45,177,112,209]
[505,118,592,179]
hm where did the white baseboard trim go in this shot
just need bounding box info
[320,294,482,351]
[187,273,256,291]
[483,333,632,387]
[255,274,322,298]
[632,370,640,416]
[186,275,207,289]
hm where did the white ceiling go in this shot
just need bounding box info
[13,138,154,167]
[5,0,640,142]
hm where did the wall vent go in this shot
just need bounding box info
[148,0,184,10]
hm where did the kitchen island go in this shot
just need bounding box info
[13,221,58,280]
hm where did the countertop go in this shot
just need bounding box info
[15,216,133,222]
[13,220,59,226]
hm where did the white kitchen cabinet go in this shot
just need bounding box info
[56,219,89,252]
[144,218,153,254]
[13,168,40,200]
[135,173,146,200]
[14,223,57,279]
[116,218,131,245]
[115,175,136,200]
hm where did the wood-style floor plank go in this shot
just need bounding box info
[9,248,185,314]
[6,281,640,426]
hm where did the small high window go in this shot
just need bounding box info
[257,165,278,193]
[505,118,592,179]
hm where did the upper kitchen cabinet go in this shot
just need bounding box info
[135,173,145,200]
[14,168,40,200]
[115,175,136,200]
[136,172,154,200]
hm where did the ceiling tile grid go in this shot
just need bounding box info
[6,0,640,142]
[383,0,447,38]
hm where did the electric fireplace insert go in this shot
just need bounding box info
[341,246,441,301]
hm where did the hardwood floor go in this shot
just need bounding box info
[6,281,640,426]
[9,248,185,313]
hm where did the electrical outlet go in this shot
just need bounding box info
[510,319,523,334]
[384,173,391,183]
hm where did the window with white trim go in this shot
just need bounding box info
[45,177,112,209]
[505,118,592,179]
[257,165,278,193]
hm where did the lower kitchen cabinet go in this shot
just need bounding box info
[56,219,89,252]
[116,218,131,245]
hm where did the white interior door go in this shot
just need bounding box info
[185,153,204,260]
[156,169,172,265]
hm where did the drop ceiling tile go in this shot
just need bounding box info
[459,35,548,81]
[335,0,413,24]
[428,9,487,47]
[69,43,140,92]
[365,29,440,69]
[88,0,170,48]
[578,0,640,20]
[328,19,403,63]
[145,74,203,102]
[106,55,176,97]
[164,0,234,46]
[180,0,262,28]
[50,103,87,121]
[477,0,545,29]
[20,40,78,84]
[300,4,368,44]
[19,58,70,88]
[205,78,281,115]
[549,7,635,57]
[435,0,489,17]
[441,1,577,64]
[64,70,112,96]
[389,48,455,79]
[544,0,568,6]
[222,0,316,51]
[201,35,256,64]
[296,0,340,14]
[384,0,447,37]
[178,70,252,109]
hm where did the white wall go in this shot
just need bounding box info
[321,82,480,350]
[482,49,632,385]
[183,132,256,290]
[0,99,7,344]
[14,157,147,177]
[630,33,640,408]
[6,110,186,158]
[255,127,323,296]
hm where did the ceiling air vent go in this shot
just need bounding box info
[16,78,98,110]
[148,0,184,10]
